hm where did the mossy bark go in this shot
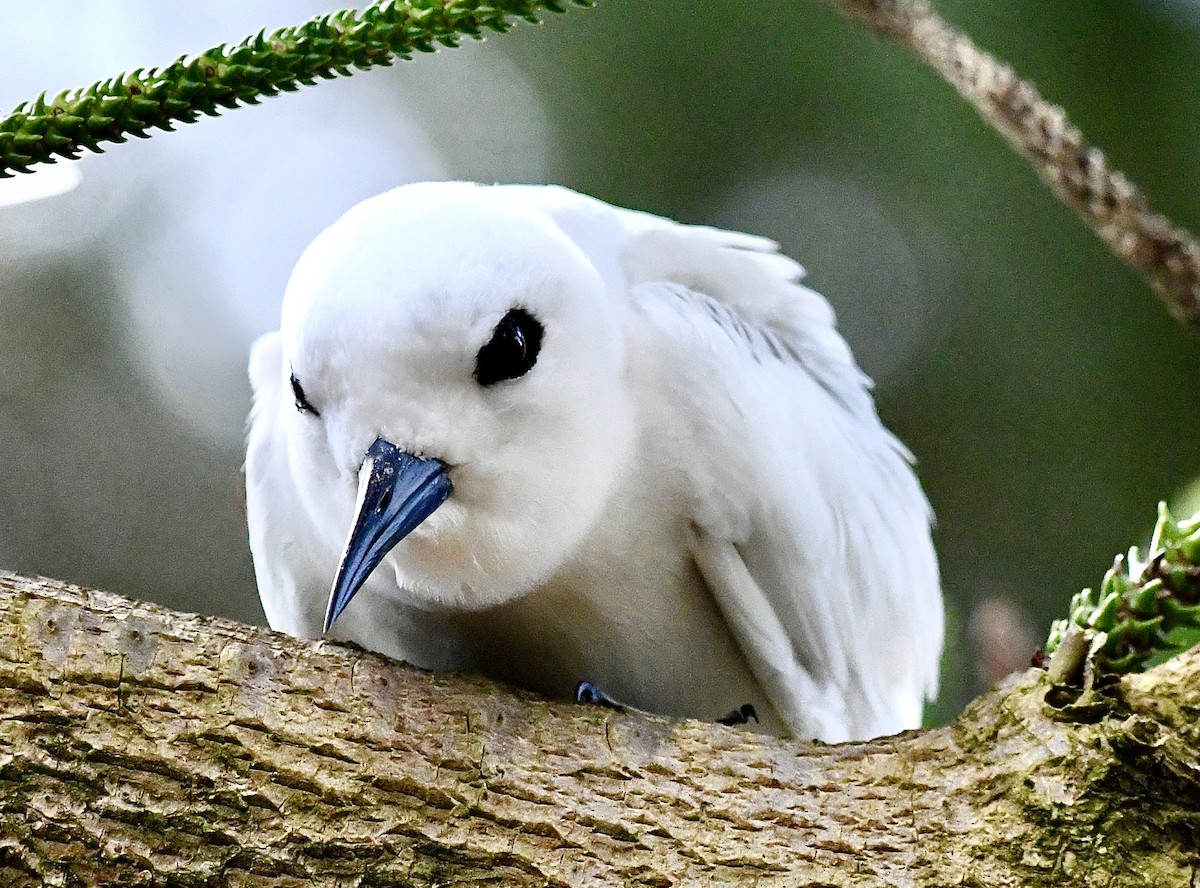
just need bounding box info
[0,572,1196,886]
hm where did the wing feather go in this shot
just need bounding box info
[690,528,856,741]
[640,273,941,739]
[546,195,945,740]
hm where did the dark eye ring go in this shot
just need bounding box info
[290,372,320,416]
[474,308,544,387]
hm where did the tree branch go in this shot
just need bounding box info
[0,571,1197,886]
[823,0,1200,327]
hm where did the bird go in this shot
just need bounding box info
[244,181,943,742]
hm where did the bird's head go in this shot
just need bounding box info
[277,184,636,627]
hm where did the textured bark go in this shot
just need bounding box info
[0,572,1197,886]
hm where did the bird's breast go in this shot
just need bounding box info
[441,513,781,731]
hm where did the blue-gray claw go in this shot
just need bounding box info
[716,703,759,726]
[574,680,626,711]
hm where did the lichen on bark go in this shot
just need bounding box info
[0,571,1197,886]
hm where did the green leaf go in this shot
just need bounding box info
[1045,503,1200,675]
[0,0,593,177]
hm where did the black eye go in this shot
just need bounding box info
[290,372,320,416]
[474,308,544,387]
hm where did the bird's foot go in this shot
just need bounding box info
[574,680,627,711]
[716,703,759,726]
[576,683,759,728]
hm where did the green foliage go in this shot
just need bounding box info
[1046,503,1200,674]
[0,0,586,177]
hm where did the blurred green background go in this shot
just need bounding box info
[2,0,1198,721]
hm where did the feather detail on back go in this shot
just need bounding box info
[631,273,939,738]
[496,184,878,421]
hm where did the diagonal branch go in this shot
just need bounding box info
[0,0,585,177]
[823,0,1200,327]
[0,571,1197,886]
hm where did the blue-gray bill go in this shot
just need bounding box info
[325,437,452,632]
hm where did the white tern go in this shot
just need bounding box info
[245,181,943,741]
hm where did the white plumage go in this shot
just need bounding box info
[245,181,943,741]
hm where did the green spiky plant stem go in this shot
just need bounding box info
[0,0,588,177]
[1046,503,1200,675]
